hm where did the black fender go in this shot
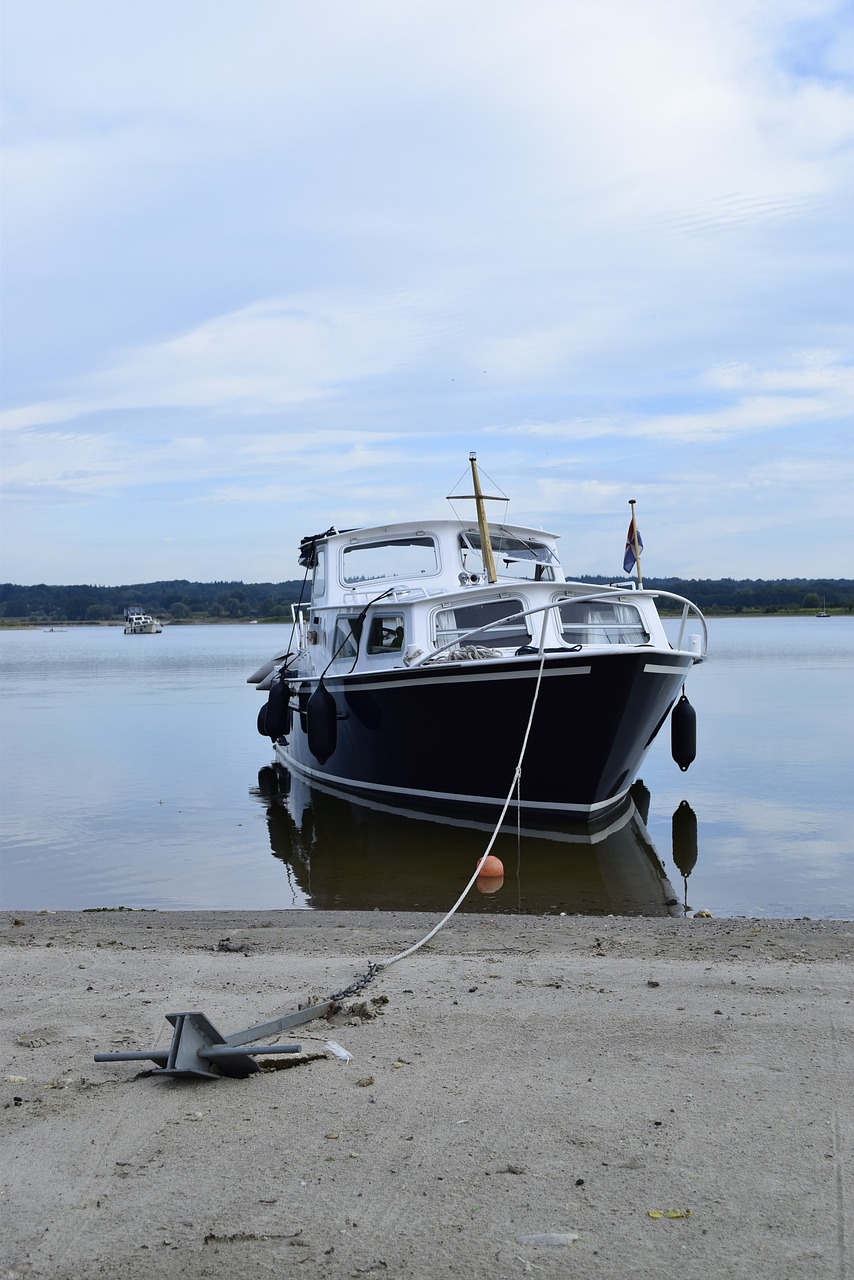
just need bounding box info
[671,692,697,772]
[264,671,292,741]
[306,682,337,763]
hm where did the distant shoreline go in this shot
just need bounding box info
[3,609,850,629]
[3,575,851,627]
[2,608,851,630]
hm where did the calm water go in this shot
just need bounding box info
[1,619,851,918]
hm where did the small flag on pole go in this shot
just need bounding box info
[624,509,643,576]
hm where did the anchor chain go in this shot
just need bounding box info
[325,961,381,1005]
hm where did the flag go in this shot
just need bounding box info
[624,518,643,574]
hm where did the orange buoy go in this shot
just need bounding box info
[477,854,504,878]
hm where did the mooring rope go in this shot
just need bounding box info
[323,646,549,1004]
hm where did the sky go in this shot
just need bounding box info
[1,0,852,586]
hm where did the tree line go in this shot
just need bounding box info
[0,580,309,623]
[1,576,852,623]
[577,576,853,614]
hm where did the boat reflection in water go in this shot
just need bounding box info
[252,767,696,917]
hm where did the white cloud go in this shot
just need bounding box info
[1,292,436,431]
[704,350,853,392]
[633,389,848,443]
[2,0,853,581]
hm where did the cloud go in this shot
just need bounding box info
[1,292,437,432]
[634,351,854,441]
[483,350,854,444]
[704,349,853,393]
[2,0,853,581]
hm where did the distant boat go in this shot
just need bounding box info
[43,627,68,632]
[816,597,830,618]
[123,607,163,634]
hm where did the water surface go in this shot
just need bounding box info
[1,619,851,917]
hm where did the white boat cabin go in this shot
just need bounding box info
[289,519,699,678]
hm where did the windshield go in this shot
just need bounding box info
[459,530,558,581]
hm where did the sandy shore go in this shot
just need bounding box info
[2,910,852,1279]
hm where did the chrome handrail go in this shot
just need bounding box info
[409,589,707,666]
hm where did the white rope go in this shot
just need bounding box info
[376,647,548,970]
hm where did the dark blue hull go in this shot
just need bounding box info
[267,650,692,820]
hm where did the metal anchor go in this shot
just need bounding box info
[94,999,335,1080]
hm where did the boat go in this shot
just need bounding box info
[816,597,830,617]
[248,455,707,823]
[123,607,163,634]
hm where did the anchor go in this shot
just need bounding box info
[94,999,335,1080]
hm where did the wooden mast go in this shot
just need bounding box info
[469,452,498,584]
[446,453,503,583]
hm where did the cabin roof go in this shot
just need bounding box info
[302,517,561,547]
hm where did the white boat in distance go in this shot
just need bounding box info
[249,455,707,823]
[123,607,163,634]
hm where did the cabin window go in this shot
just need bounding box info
[458,530,558,581]
[558,599,649,646]
[332,615,363,660]
[342,535,439,584]
[312,548,326,599]
[367,614,405,654]
[434,599,530,649]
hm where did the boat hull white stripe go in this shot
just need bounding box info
[290,654,691,697]
[312,665,593,695]
[275,744,627,816]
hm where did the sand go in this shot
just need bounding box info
[1,909,852,1279]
